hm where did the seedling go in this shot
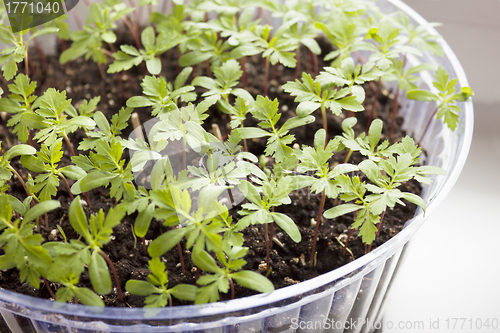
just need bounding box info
[0,142,36,196]
[108,26,186,75]
[66,197,127,300]
[0,195,60,288]
[407,67,473,145]
[20,139,85,201]
[0,24,57,79]
[127,71,196,117]
[28,89,96,155]
[293,129,358,265]
[230,22,298,96]
[126,257,197,307]
[193,59,253,113]
[235,177,301,272]
[235,96,314,162]
[0,74,38,143]
[283,73,364,144]
[193,239,274,304]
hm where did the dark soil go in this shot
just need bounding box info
[0,30,417,308]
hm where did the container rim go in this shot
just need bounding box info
[0,0,474,322]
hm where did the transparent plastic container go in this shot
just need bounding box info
[0,0,473,332]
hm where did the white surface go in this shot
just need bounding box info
[384,1,500,331]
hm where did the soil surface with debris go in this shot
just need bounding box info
[0,31,419,308]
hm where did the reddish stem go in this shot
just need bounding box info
[176,242,186,274]
[84,191,92,208]
[107,43,126,100]
[294,47,301,80]
[99,251,124,301]
[264,58,270,96]
[63,133,76,157]
[42,277,56,299]
[69,9,83,30]
[343,228,355,255]
[310,190,326,266]
[264,223,270,271]
[312,50,319,77]
[375,210,386,237]
[389,86,400,137]
[60,174,75,201]
[25,54,29,79]
[121,17,146,74]
[205,59,212,78]
[230,278,235,299]
[418,107,439,147]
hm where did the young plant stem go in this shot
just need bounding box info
[230,278,235,299]
[107,43,127,100]
[264,222,270,272]
[311,49,318,77]
[418,107,438,147]
[42,277,56,299]
[366,78,381,133]
[69,7,83,30]
[25,53,29,79]
[29,130,34,148]
[141,237,146,253]
[60,174,75,201]
[127,0,139,30]
[343,228,355,255]
[344,149,353,163]
[176,240,186,274]
[294,47,301,80]
[121,16,146,74]
[173,140,182,173]
[99,250,124,301]
[264,57,270,97]
[310,189,325,266]
[375,210,386,237]
[205,59,212,78]
[306,50,312,74]
[97,63,106,79]
[63,133,76,157]
[320,104,328,145]
[182,138,187,170]
[389,86,400,137]
[8,166,31,198]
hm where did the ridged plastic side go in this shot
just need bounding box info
[0,0,473,332]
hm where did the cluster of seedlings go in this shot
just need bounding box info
[0,0,472,307]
